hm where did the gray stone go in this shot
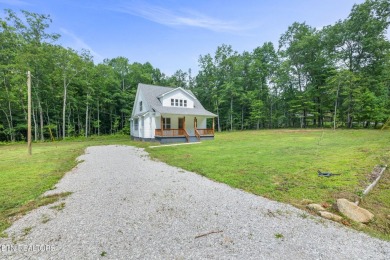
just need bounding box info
[307,203,326,212]
[336,199,374,223]
[319,211,342,222]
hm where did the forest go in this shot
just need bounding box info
[0,0,389,142]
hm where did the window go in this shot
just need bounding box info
[170,98,188,107]
[134,119,139,130]
[139,101,143,112]
[178,118,184,129]
[163,118,171,129]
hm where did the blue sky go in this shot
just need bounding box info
[0,0,371,76]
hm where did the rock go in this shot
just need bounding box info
[300,199,313,205]
[307,203,326,212]
[319,211,342,221]
[336,198,374,223]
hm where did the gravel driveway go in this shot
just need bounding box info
[1,145,389,259]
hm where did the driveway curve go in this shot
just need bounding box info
[1,145,389,259]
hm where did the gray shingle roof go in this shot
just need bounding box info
[133,83,216,117]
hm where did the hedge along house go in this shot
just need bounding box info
[130,83,217,143]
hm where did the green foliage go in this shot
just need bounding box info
[1,1,390,142]
[194,0,390,131]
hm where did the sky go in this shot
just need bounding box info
[0,0,374,76]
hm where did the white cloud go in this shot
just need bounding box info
[114,3,248,33]
[60,28,103,62]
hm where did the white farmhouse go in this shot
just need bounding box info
[130,83,217,143]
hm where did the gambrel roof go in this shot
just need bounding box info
[132,83,216,117]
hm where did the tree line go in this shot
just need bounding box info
[195,0,390,131]
[1,0,389,142]
[0,9,190,142]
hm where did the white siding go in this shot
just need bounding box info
[151,116,156,138]
[197,117,207,129]
[161,90,194,108]
[185,116,195,135]
[139,117,144,137]
[134,92,149,115]
[131,118,140,137]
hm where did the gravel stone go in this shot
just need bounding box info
[0,145,389,259]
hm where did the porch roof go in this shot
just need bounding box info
[153,106,216,117]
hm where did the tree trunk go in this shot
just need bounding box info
[1,109,12,142]
[85,93,89,138]
[33,107,38,141]
[4,83,15,141]
[270,98,273,129]
[333,82,340,130]
[39,105,44,141]
[97,100,100,136]
[216,100,221,132]
[62,76,67,139]
[241,106,244,130]
[34,83,44,141]
[230,96,233,131]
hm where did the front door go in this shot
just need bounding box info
[178,118,184,129]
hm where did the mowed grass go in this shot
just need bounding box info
[0,135,146,236]
[147,129,390,239]
[1,130,389,240]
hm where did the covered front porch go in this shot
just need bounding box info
[154,115,215,143]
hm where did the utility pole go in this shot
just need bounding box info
[27,71,32,155]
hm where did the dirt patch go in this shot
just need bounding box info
[368,165,386,182]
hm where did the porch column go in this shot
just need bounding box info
[183,117,186,130]
[138,116,141,137]
[212,117,215,132]
[194,117,197,130]
[161,115,164,136]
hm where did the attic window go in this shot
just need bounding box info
[139,101,143,111]
[170,98,188,107]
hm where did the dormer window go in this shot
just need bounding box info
[139,101,143,111]
[170,98,188,107]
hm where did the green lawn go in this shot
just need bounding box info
[146,129,390,239]
[1,130,389,240]
[0,135,146,235]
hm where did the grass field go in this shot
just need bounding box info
[147,129,390,239]
[1,130,389,240]
[0,135,145,236]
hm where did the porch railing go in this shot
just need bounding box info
[195,129,200,140]
[196,129,214,135]
[155,128,214,138]
[155,129,185,137]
